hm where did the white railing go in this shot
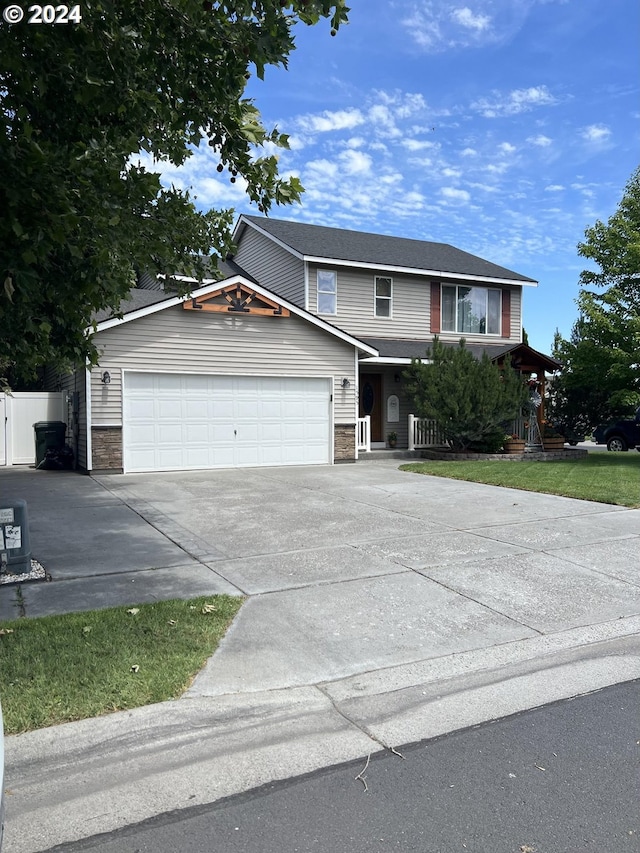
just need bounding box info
[357,415,371,452]
[408,414,447,450]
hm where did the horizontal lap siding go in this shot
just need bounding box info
[234,230,305,306]
[43,364,88,469]
[92,307,356,424]
[309,265,522,347]
[310,265,431,339]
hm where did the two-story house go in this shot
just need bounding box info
[49,216,559,473]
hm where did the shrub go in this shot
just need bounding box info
[403,337,529,451]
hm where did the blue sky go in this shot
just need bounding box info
[153,0,639,355]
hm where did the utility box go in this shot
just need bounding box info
[0,499,31,575]
[33,421,67,467]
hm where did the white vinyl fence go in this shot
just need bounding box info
[408,415,448,450]
[1,392,65,465]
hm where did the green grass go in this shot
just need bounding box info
[0,595,242,734]
[401,452,640,507]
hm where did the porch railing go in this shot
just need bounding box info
[408,414,448,450]
[356,415,371,452]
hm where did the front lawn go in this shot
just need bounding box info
[401,452,640,507]
[0,595,242,734]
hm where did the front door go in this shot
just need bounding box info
[359,373,383,442]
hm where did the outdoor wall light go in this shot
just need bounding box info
[101,371,111,385]
[341,377,351,389]
[394,373,401,383]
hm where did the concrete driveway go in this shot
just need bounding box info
[2,461,639,694]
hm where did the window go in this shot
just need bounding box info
[317,269,337,314]
[375,276,392,317]
[441,285,501,335]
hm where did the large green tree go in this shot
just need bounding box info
[403,338,529,451]
[550,166,640,428]
[0,1,349,381]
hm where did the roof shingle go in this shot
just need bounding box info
[240,215,536,284]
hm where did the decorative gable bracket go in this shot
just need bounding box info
[183,283,290,317]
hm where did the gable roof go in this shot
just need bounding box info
[91,273,379,357]
[236,215,537,286]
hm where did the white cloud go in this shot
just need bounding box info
[472,86,558,118]
[368,104,403,138]
[460,147,478,157]
[580,124,612,144]
[401,138,438,151]
[440,187,471,204]
[286,135,307,151]
[468,182,499,193]
[297,109,365,133]
[499,142,517,154]
[528,134,552,147]
[306,159,339,180]
[486,162,509,175]
[401,8,443,50]
[374,90,428,120]
[339,150,373,175]
[452,7,491,31]
[400,0,535,53]
[545,184,565,192]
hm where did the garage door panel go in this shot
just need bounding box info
[155,374,183,392]
[123,372,331,473]
[156,424,184,443]
[184,399,209,418]
[185,423,210,443]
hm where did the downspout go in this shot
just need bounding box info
[85,362,93,472]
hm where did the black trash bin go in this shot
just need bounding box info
[33,421,67,467]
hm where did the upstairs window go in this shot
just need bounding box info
[441,285,501,335]
[375,276,392,317]
[317,269,337,314]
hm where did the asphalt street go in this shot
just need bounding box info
[45,679,639,853]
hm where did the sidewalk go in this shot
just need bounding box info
[2,462,640,852]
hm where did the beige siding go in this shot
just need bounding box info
[310,265,432,339]
[234,229,305,306]
[90,366,122,425]
[310,264,522,346]
[92,305,357,425]
[43,364,88,470]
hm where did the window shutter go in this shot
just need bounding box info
[501,289,511,338]
[430,283,441,333]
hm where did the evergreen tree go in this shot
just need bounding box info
[403,338,528,451]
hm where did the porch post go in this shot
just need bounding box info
[408,414,415,451]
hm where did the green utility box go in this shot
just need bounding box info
[33,421,67,467]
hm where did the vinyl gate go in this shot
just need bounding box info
[1,392,66,465]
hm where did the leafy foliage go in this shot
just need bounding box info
[403,338,529,451]
[0,1,349,381]
[550,167,640,428]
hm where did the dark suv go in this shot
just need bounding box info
[593,407,640,452]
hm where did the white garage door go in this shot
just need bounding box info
[123,373,332,473]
